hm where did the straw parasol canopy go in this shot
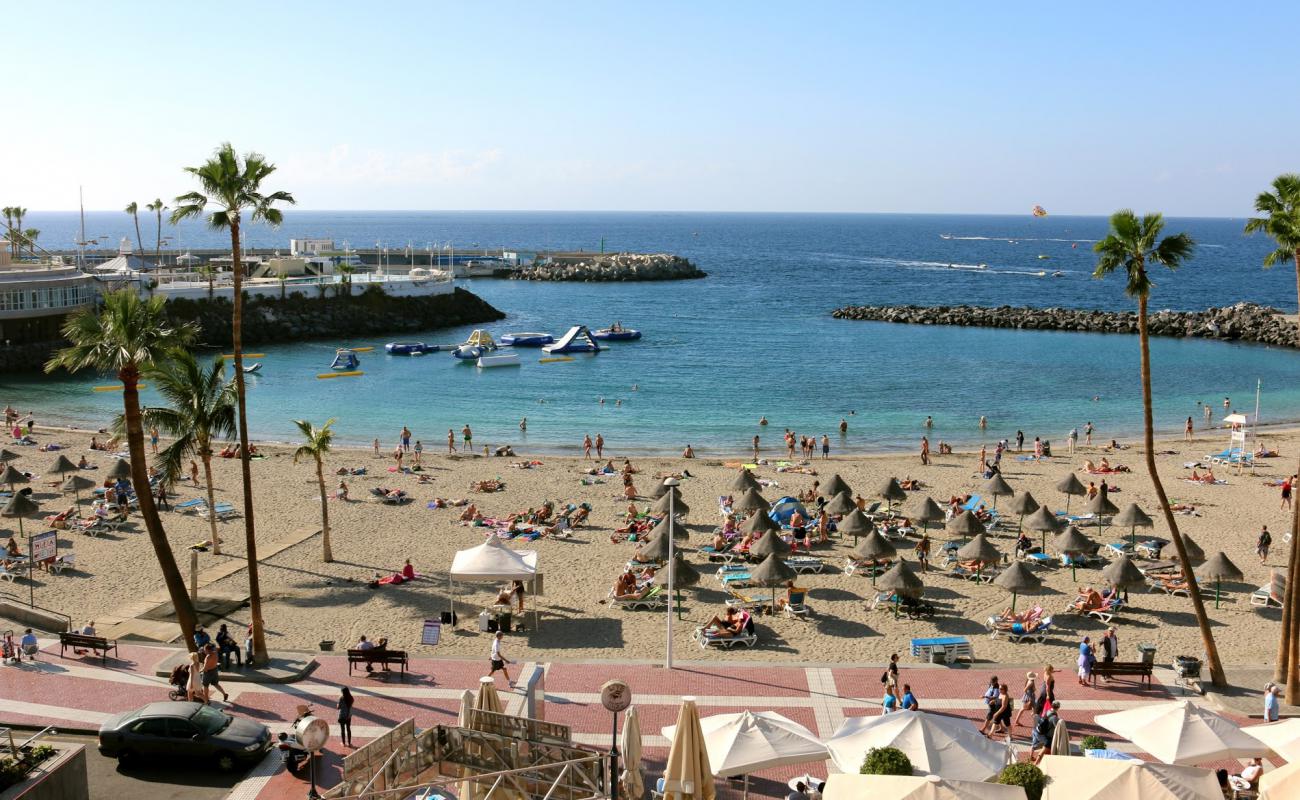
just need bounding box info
[837,508,874,543]
[651,515,691,542]
[740,510,780,535]
[945,509,986,539]
[0,448,21,464]
[1180,534,1206,564]
[748,528,792,558]
[1024,505,1063,552]
[1053,525,1093,553]
[956,533,1001,566]
[730,469,761,493]
[62,473,97,509]
[982,474,1014,510]
[878,478,907,509]
[1114,503,1154,546]
[1102,554,1147,591]
[2,493,39,536]
[993,561,1042,611]
[653,482,684,500]
[822,474,852,498]
[0,464,29,492]
[656,552,703,589]
[635,530,673,563]
[48,454,79,476]
[107,458,133,481]
[1008,491,1039,516]
[750,553,799,611]
[908,496,946,529]
[877,560,924,598]
[662,697,716,800]
[733,488,770,515]
[1197,551,1244,609]
[1084,485,1120,517]
[824,491,856,516]
[1056,472,1088,513]
[854,530,896,586]
[652,491,690,517]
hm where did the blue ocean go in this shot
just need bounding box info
[6,211,1297,454]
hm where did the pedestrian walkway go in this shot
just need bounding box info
[0,638,1266,800]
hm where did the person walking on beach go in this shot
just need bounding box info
[915,533,931,572]
[1084,422,1093,445]
[150,426,159,454]
[446,429,456,454]
[1034,436,1044,461]
[595,433,604,459]
[979,444,987,471]
[393,445,403,470]
[1258,525,1272,564]
[1185,416,1194,441]
[462,424,473,450]
[373,438,380,457]
[920,436,930,466]
[400,426,411,452]
[156,481,169,511]
[1281,476,1292,510]
[1068,428,1078,454]
[821,434,830,460]
[752,435,760,461]
[1015,430,1024,452]
[337,686,354,747]
[488,631,514,687]
[190,459,200,487]
[413,440,422,466]
[583,434,593,459]
[202,643,230,703]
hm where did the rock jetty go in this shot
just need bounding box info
[831,302,1300,348]
[511,253,705,282]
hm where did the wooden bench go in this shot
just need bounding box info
[59,632,118,665]
[1089,660,1153,687]
[347,648,409,677]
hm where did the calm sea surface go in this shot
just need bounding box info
[7,211,1298,454]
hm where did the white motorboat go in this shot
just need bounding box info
[477,351,521,368]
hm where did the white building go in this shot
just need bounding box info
[289,238,335,256]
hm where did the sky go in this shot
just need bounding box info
[5,2,1298,216]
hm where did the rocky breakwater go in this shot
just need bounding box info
[831,302,1300,348]
[510,253,706,282]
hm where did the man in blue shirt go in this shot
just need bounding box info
[1264,683,1281,722]
[19,628,38,661]
[901,684,919,711]
[882,691,899,713]
[193,626,211,650]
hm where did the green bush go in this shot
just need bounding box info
[998,763,1045,800]
[1080,735,1106,751]
[860,746,913,776]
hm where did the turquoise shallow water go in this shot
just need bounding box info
[8,211,1299,454]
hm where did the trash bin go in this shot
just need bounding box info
[1138,644,1158,665]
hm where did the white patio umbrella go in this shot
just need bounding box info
[662,710,827,799]
[1039,754,1222,800]
[662,697,715,800]
[1243,717,1300,760]
[827,710,1008,782]
[823,774,1026,800]
[622,706,644,800]
[1094,700,1266,765]
[1261,758,1300,800]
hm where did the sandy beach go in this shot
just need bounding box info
[8,422,1296,668]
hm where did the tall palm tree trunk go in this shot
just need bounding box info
[1138,295,1226,686]
[155,210,163,262]
[133,214,143,256]
[315,458,332,563]
[1284,250,1300,701]
[122,367,198,650]
[201,451,221,556]
[229,219,267,663]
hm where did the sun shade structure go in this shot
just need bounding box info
[824,491,856,516]
[877,560,924,600]
[732,488,770,515]
[0,449,20,464]
[0,465,28,492]
[982,474,1014,509]
[1261,759,1300,800]
[749,553,798,610]
[1101,555,1147,591]
[1038,755,1222,800]
[652,491,690,516]
[662,697,716,800]
[1084,485,1120,538]
[740,511,780,535]
[1113,503,1154,547]
[448,538,539,624]
[1180,534,1206,563]
[651,516,691,542]
[749,528,792,558]
[622,706,645,800]
[1024,505,1064,552]
[957,533,1000,565]
[822,473,851,498]
[653,482,685,500]
[826,710,1010,782]
[945,509,985,539]
[656,552,702,619]
[823,774,1027,800]
[730,469,761,493]
[661,710,827,800]
[994,561,1043,611]
[107,458,134,481]
[62,473,97,510]
[1056,473,1088,514]
[1094,700,1266,765]
[837,508,874,543]
[1008,491,1039,532]
[878,478,908,509]
[1243,718,1300,761]
[908,496,946,534]
[48,454,79,475]
[1196,551,1244,609]
[853,529,897,586]
[1052,525,1094,580]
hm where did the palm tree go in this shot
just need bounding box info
[292,419,336,562]
[172,143,295,664]
[196,265,217,299]
[125,202,143,255]
[1,208,13,257]
[139,352,237,557]
[1094,210,1225,686]
[336,263,355,296]
[146,199,167,262]
[45,291,201,649]
[1245,174,1300,701]
[22,229,39,257]
[12,207,26,256]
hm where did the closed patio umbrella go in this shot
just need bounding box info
[1052,525,1094,580]
[982,474,1014,510]
[750,552,798,610]
[107,458,133,481]
[822,474,851,498]
[662,697,716,800]
[733,488,770,515]
[1056,473,1087,514]
[1114,503,1154,547]
[908,496,945,535]
[748,528,791,559]
[1084,485,1120,539]
[622,706,645,800]
[1102,554,1146,597]
[993,561,1042,612]
[1024,505,1064,554]
[653,491,690,517]
[824,491,856,516]
[730,469,761,493]
[853,530,897,587]
[740,510,779,535]
[1196,551,1243,609]
[957,533,1001,580]
[0,464,28,494]
[837,508,873,544]
[1008,491,1039,532]
[945,509,985,540]
[878,478,908,511]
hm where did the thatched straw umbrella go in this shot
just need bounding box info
[982,474,1014,511]
[877,560,924,617]
[62,474,97,512]
[0,448,21,465]
[1102,555,1146,600]
[956,534,1001,580]
[0,465,28,495]
[1113,503,1153,548]
[655,552,702,619]
[877,478,907,512]
[1083,485,1120,539]
[822,474,852,498]
[837,508,873,545]
[652,491,690,517]
[907,496,945,536]
[733,488,770,515]
[994,561,1043,612]
[107,458,133,481]
[651,516,690,542]
[1052,525,1094,580]
[1024,505,1064,554]
[853,531,897,586]
[749,528,791,559]
[824,491,856,516]
[653,482,684,500]
[1008,491,1040,533]
[1196,551,1244,609]
[49,454,79,479]
[945,509,986,540]
[741,510,780,535]
[2,493,40,605]
[1056,473,1088,514]
[730,469,761,493]
[1180,534,1206,564]
[749,553,798,612]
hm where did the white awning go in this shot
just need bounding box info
[450,537,538,582]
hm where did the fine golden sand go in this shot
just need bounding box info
[13,424,1296,667]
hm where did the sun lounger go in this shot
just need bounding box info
[718,572,754,589]
[783,590,811,620]
[949,564,998,584]
[1087,598,1124,624]
[785,556,824,574]
[607,586,667,611]
[724,589,767,611]
[199,502,239,520]
[988,616,1053,644]
[844,557,890,577]
[50,552,75,574]
[911,636,973,663]
[869,591,899,611]
[1252,573,1285,608]
[174,498,205,514]
[694,613,758,649]
[1103,542,1132,558]
[960,495,982,512]
[0,563,17,583]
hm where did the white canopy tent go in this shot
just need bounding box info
[448,538,540,628]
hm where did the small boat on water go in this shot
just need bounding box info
[543,325,602,354]
[1037,254,1051,260]
[499,332,554,347]
[385,342,430,356]
[331,349,360,370]
[592,326,642,341]
[452,330,498,360]
[243,363,262,374]
[477,351,521,368]
[1052,271,1065,278]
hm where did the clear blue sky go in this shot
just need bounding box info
[6,2,1297,215]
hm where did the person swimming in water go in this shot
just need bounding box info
[759,416,768,426]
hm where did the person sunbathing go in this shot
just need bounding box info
[569,504,590,527]
[630,544,660,564]
[995,605,1043,623]
[991,616,1045,635]
[535,503,554,524]
[1153,574,1191,592]
[622,483,638,500]
[459,503,479,522]
[720,515,738,536]
[334,481,349,501]
[899,477,924,490]
[974,505,993,523]
[1070,586,1105,611]
[612,570,638,598]
[1082,459,1097,472]
[702,608,746,637]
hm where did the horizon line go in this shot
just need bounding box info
[18,208,1254,220]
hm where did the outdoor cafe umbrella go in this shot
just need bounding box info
[62,474,97,512]
[730,469,761,493]
[1056,473,1087,514]
[823,774,1027,800]
[945,509,985,540]
[908,496,945,535]
[853,530,897,586]
[750,553,797,611]
[661,710,827,800]
[3,493,40,606]
[1102,554,1147,596]
[957,534,1001,580]
[733,488,770,515]
[982,474,1014,511]
[1095,700,1266,765]
[740,510,779,535]
[1084,485,1120,539]
[107,458,133,481]
[1008,491,1039,533]
[1024,505,1064,553]
[1114,503,1154,548]
[993,561,1042,612]
[878,478,908,511]
[48,454,79,478]
[656,552,702,619]
[822,473,852,498]
[749,528,792,559]
[824,491,856,516]
[0,464,28,495]
[1038,755,1223,800]
[652,491,690,517]
[622,706,645,800]
[1053,525,1094,581]
[877,560,924,617]
[662,697,715,800]
[837,508,873,545]
[826,710,1008,783]
[1196,551,1243,609]
[1262,759,1300,800]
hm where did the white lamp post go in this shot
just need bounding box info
[663,476,680,670]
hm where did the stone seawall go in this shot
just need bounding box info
[511,253,706,282]
[831,302,1300,348]
[0,287,505,372]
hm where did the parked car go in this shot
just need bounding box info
[98,701,271,771]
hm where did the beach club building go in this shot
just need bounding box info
[0,240,99,345]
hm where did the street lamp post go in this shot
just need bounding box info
[663,477,680,670]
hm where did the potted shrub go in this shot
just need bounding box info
[860,746,913,776]
[1080,735,1107,752]
[997,763,1045,800]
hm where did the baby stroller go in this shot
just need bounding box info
[168,663,190,700]
[2,631,18,665]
